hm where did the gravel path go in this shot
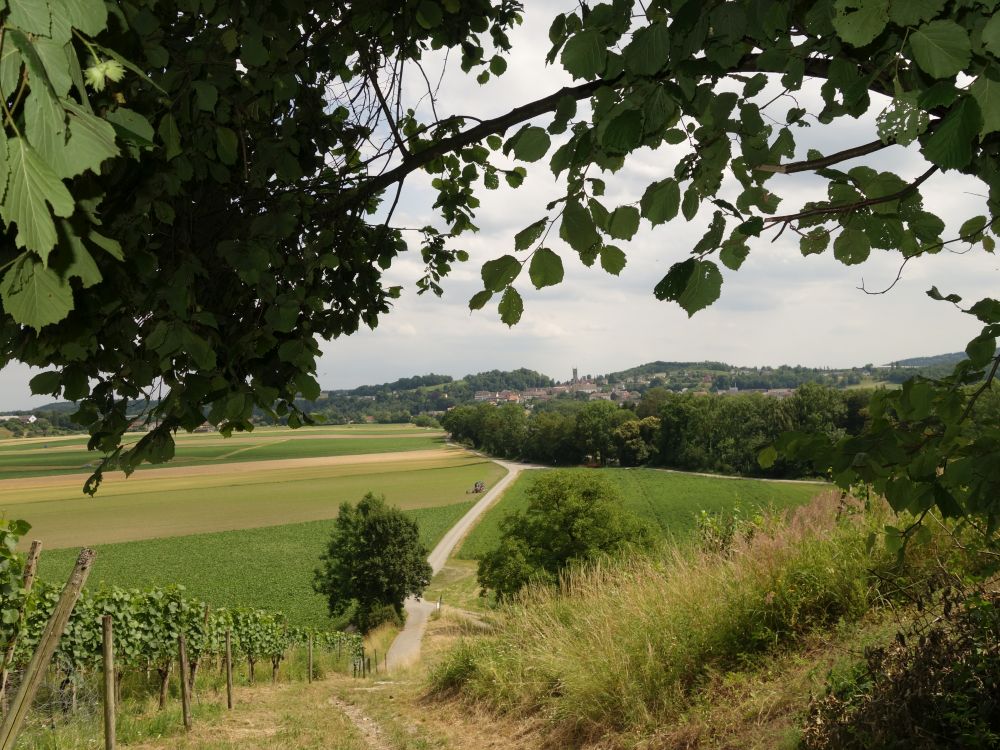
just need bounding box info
[386,458,539,670]
[329,696,393,750]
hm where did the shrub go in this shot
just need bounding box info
[355,603,404,633]
[803,588,1000,750]
[476,471,654,599]
[694,502,763,554]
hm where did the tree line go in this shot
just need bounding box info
[443,384,873,478]
[444,385,1000,479]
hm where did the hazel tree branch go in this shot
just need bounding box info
[756,137,896,174]
[764,165,939,227]
[328,51,906,214]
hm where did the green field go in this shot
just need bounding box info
[456,468,827,559]
[1,451,505,549]
[0,425,446,480]
[37,503,473,628]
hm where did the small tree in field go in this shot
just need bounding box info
[478,471,654,600]
[314,493,432,632]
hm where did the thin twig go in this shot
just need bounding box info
[860,256,912,295]
[362,54,410,159]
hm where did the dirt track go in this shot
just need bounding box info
[0,448,466,492]
[387,459,543,671]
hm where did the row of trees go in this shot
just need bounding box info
[442,384,873,477]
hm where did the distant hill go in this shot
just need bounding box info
[883,352,965,368]
[608,361,732,380]
[461,368,554,392]
[30,401,78,415]
[343,374,453,397]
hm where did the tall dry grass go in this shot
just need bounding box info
[430,492,900,743]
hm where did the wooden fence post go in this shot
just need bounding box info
[307,635,313,684]
[0,548,95,750]
[177,635,191,731]
[102,615,115,750]
[224,630,233,710]
[0,540,43,714]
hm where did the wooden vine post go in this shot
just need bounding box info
[0,540,42,714]
[0,548,95,750]
[307,634,313,684]
[224,630,233,710]
[102,615,115,750]
[177,635,192,731]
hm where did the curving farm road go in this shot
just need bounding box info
[386,458,539,670]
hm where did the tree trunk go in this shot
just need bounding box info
[157,662,171,710]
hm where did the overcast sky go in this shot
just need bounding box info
[1,2,997,410]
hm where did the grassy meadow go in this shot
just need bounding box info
[457,467,826,559]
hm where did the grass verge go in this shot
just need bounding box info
[430,493,896,746]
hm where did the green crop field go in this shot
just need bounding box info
[456,468,827,559]
[0,424,446,480]
[37,503,473,628]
